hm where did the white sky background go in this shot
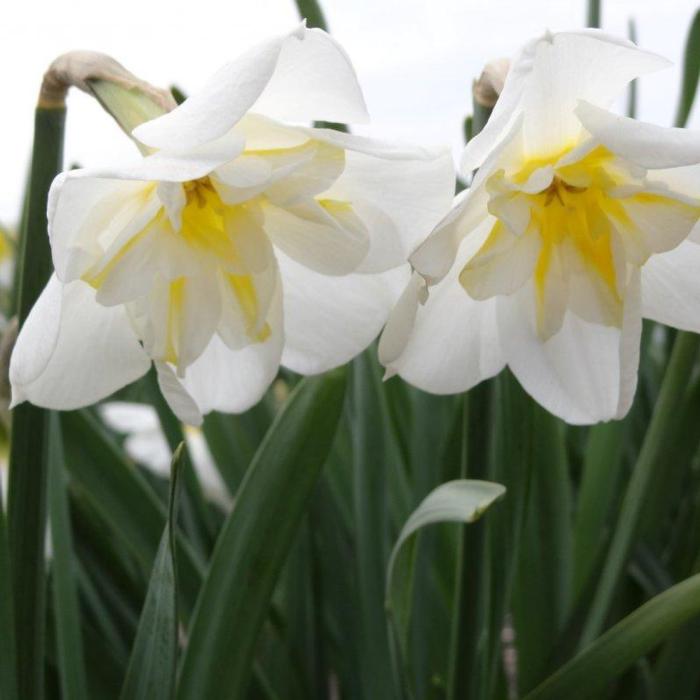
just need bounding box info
[1,0,698,225]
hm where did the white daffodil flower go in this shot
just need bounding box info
[10,24,454,425]
[380,30,700,424]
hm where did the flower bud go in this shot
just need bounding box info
[40,51,177,150]
[472,58,510,108]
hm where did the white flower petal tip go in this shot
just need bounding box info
[498,272,641,426]
[389,30,699,425]
[155,362,203,426]
[8,388,24,411]
[460,29,670,175]
[378,272,426,370]
[381,364,398,381]
[133,25,369,152]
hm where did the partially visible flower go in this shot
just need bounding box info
[10,25,454,424]
[473,58,510,108]
[99,401,230,510]
[381,30,700,424]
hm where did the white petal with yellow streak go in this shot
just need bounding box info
[263,198,369,275]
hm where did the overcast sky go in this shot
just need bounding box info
[2,0,698,225]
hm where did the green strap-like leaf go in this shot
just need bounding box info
[119,444,184,700]
[385,479,506,697]
[48,413,89,700]
[177,370,347,700]
[526,573,700,700]
[675,9,700,127]
[7,103,65,700]
[351,353,396,700]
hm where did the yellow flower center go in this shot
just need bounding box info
[460,144,700,338]
[82,177,270,371]
[529,171,620,311]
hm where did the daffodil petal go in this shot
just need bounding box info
[48,173,159,282]
[250,27,369,125]
[611,185,700,262]
[459,223,541,300]
[385,240,505,393]
[277,250,408,374]
[412,114,524,285]
[182,279,284,414]
[378,272,428,373]
[263,198,369,275]
[462,30,668,172]
[499,273,641,424]
[134,25,368,152]
[155,362,204,426]
[410,195,492,284]
[10,276,150,410]
[642,240,700,332]
[320,145,455,272]
[576,100,700,169]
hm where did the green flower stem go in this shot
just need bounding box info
[7,102,65,700]
[587,0,601,28]
[579,331,700,649]
[293,0,328,30]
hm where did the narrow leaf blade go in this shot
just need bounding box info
[119,444,185,700]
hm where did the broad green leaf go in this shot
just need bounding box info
[177,370,347,700]
[526,573,700,700]
[48,413,89,700]
[7,103,65,700]
[385,479,506,697]
[119,444,184,700]
[675,9,700,127]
